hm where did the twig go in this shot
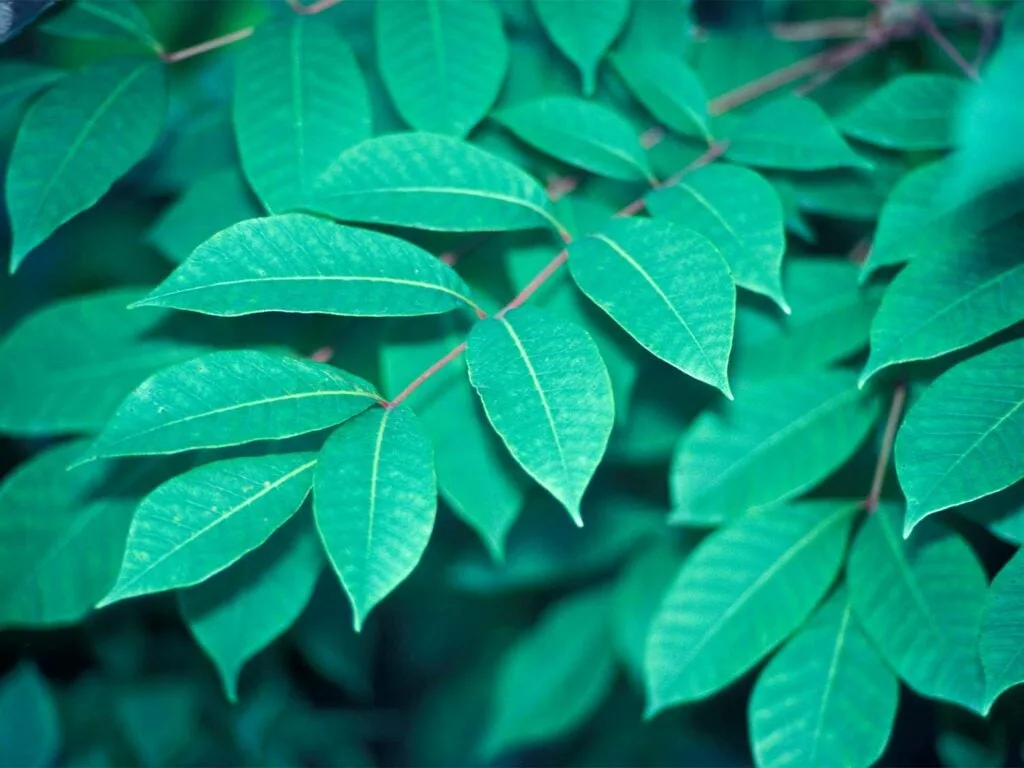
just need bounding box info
[770,17,870,41]
[917,9,981,81]
[160,26,254,63]
[864,384,908,513]
[386,342,468,410]
[288,0,346,14]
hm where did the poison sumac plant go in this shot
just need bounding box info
[1,0,1023,765]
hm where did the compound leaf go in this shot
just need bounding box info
[980,548,1024,711]
[611,50,710,140]
[532,0,630,94]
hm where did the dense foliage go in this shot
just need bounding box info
[1,0,1024,765]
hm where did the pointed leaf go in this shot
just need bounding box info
[860,220,1024,384]
[481,589,616,758]
[670,371,881,526]
[840,74,967,151]
[611,50,710,140]
[40,0,158,49]
[980,548,1024,711]
[136,214,479,318]
[645,501,855,713]
[532,0,630,94]
[376,0,507,136]
[234,14,370,213]
[466,307,614,525]
[0,288,210,436]
[314,406,437,630]
[179,516,322,702]
[0,664,60,768]
[100,452,317,606]
[897,339,1024,536]
[495,96,651,181]
[310,133,558,233]
[568,217,734,395]
[6,58,166,270]
[0,61,63,115]
[749,588,898,768]
[646,164,787,310]
[726,96,868,171]
[847,505,987,713]
[959,483,1024,546]
[80,350,378,461]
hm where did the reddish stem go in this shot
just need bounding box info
[289,0,345,14]
[864,384,908,513]
[386,342,468,410]
[917,10,981,81]
[160,26,254,63]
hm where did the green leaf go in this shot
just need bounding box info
[646,164,787,311]
[980,548,1024,711]
[568,217,734,395]
[314,406,437,631]
[0,664,60,768]
[146,170,263,265]
[645,501,855,713]
[481,588,616,758]
[0,61,63,116]
[80,350,378,461]
[839,74,966,150]
[179,515,322,702]
[860,220,1024,385]
[532,0,630,94]
[40,0,159,49]
[495,96,651,181]
[136,214,480,318]
[959,483,1024,546]
[376,0,507,136]
[0,288,209,436]
[732,258,881,382]
[861,159,946,280]
[295,576,374,698]
[847,505,987,714]
[234,14,370,213]
[749,588,898,768]
[726,96,868,171]
[310,133,559,234]
[99,452,317,606]
[897,339,1024,536]
[6,58,166,271]
[670,371,881,526]
[381,317,528,559]
[466,307,614,525]
[611,50,710,140]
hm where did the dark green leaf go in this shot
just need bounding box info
[0,664,60,768]
[840,74,967,150]
[611,50,710,140]
[40,0,159,49]
[533,0,630,94]
[980,548,1024,712]
[0,61,63,115]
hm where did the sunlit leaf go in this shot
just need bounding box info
[533,0,630,94]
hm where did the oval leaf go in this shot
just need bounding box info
[645,501,855,713]
[980,548,1024,711]
[0,664,60,768]
[314,406,437,631]
[80,350,378,461]
[568,218,735,395]
[376,0,507,136]
[466,307,615,525]
[40,0,158,48]
[532,0,630,94]
[0,61,63,115]
[136,214,479,318]
[611,50,710,140]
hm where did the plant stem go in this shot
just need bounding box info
[160,26,254,63]
[288,0,346,14]
[917,9,981,81]
[386,342,468,410]
[864,384,908,513]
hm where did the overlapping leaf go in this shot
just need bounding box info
[840,74,966,150]
[532,0,630,94]
[0,62,63,116]
[40,0,159,49]
[0,664,59,768]
[980,548,1024,711]
[611,50,710,140]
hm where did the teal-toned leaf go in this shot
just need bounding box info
[80,350,378,461]
[533,0,630,94]
[6,58,166,270]
[381,318,528,559]
[114,681,199,767]
[646,164,787,310]
[40,0,158,49]
[376,0,507,136]
[847,505,987,714]
[840,74,966,150]
[726,96,868,171]
[99,452,317,606]
[0,288,209,436]
[936,706,1008,768]
[670,372,881,526]
[861,159,946,280]
[897,339,1024,535]
[980,548,1024,711]
[749,588,898,768]
[0,61,63,115]
[312,133,559,233]
[495,96,651,181]
[136,214,479,318]
[466,307,614,525]
[0,664,60,768]
[314,406,437,630]
[568,217,734,395]
[234,14,370,213]
[646,501,855,713]
[732,258,881,382]
[481,588,616,758]
[146,170,263,265]
[860,219,1024,385]
[611,50,709,140]
[959,482,1024,546]
[179,516,322,702]
[295,576,374,698]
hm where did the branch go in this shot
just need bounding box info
[160,26,254,63]
[917,9,981,81]
[864,384,908,513]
